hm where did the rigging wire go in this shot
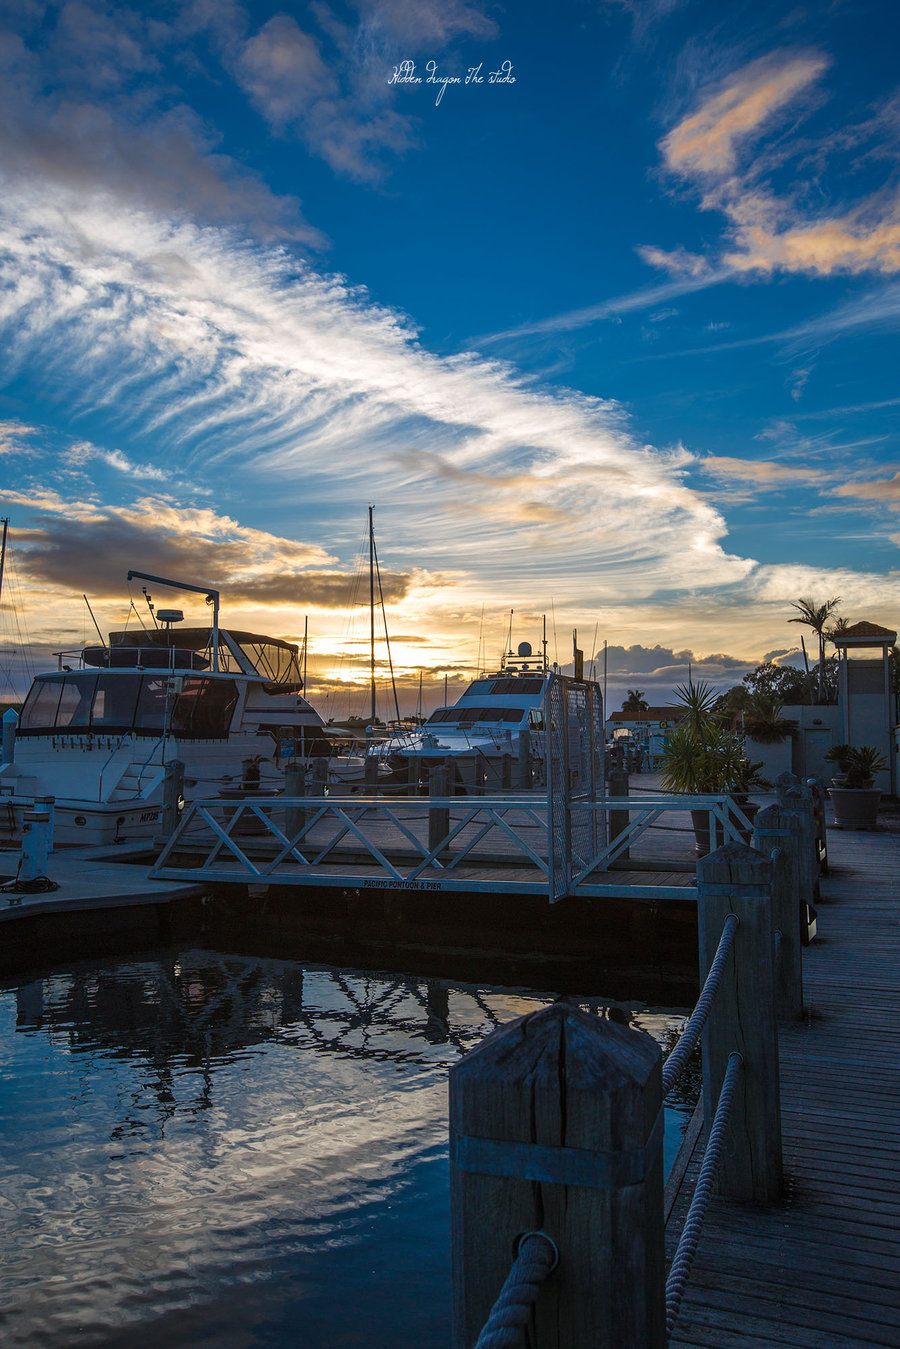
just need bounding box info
[373,529,402,726]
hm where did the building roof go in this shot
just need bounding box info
[832,620,897,646]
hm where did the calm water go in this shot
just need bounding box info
[0,951,692,1348]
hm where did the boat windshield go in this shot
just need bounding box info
[426,706,524,726]
[462,677,544,697]
[19,672,238,739]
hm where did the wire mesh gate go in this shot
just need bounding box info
[545,674,607,902]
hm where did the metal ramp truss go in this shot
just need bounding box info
[151,792,753,901]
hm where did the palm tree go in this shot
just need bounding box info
[788,596,842,703]
[622,689,649,716]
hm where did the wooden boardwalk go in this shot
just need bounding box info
[667,820,900,1348]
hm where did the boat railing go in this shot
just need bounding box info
[96,732,133,801]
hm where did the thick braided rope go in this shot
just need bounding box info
[662,913,739,1094]
[665,1050,743,1332]
[474,1232,558,1349]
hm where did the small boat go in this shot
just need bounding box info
[0,570,332,845]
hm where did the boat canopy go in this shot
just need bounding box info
[107,628,302,691]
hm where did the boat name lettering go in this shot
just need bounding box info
[139,811,161,823]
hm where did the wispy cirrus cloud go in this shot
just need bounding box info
[650,50,900,279]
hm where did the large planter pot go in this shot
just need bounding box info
[827,786,882,829]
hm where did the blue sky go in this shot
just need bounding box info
[0,0,898,711]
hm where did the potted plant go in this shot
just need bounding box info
[824,744,887,828]
[659,681,769,854]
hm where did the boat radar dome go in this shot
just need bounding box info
[517,642,533,657]
[156,609,184,625]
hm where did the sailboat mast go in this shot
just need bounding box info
[0,518,8,605]
[369,504,376,724]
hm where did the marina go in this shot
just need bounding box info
[1,2,898,1344]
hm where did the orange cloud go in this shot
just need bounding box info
[662,55,827,177]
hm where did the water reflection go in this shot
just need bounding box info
[0,952,691,1349]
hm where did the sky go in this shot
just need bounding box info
[0,0,898,715]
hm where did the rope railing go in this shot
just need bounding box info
[665,1050,743,1332]
[662,912,739,1094]
[473,1232,559,1349]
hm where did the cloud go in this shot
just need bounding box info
[661,53,827,178]
[0,6,320,243]
[650,51,900,279]
[1,490,391,604]
[833,473,900,505]
[602,642,750,677]
[228,0,495,182]
[0,184,764,612]
[699,455,830,488]
[64,440,170,481]
[0,419,38,456]
[236,15,334,128]
[480,269,730,344]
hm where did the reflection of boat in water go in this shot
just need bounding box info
[384,635,598,792]
[0,570,332,845]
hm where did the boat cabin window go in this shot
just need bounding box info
[91,673,143,728]
[170,678,239,738]
[463,680,494,697]
[490,677,544,696]
[427,705,524,726]
[18,672,238,738]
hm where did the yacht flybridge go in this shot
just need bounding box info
[0,571,330,845]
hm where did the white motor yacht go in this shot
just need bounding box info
[0,572,331,845]
[384,640,570,790]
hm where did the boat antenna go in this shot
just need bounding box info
[369,505,376,724]
[82,595,104,644]
[142,587,158,627]
[550,600,559,667]
[603,639,608,712]
[588,620,599,680]
[477,603,485,676]
[542,614,547,671]
[505,608,514,661]
[302,615,308,693]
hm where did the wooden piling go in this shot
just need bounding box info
[449,1001,665,1348]
[158,760,184,844]
[608,766,630,860]
[284,762,307,841]
[518,728,532,789]
[752,803,804,1020]
[428,761,450,858]
[776,776,818,940]
[696,843,782,1203]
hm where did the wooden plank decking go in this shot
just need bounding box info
[667,820,900,1348]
